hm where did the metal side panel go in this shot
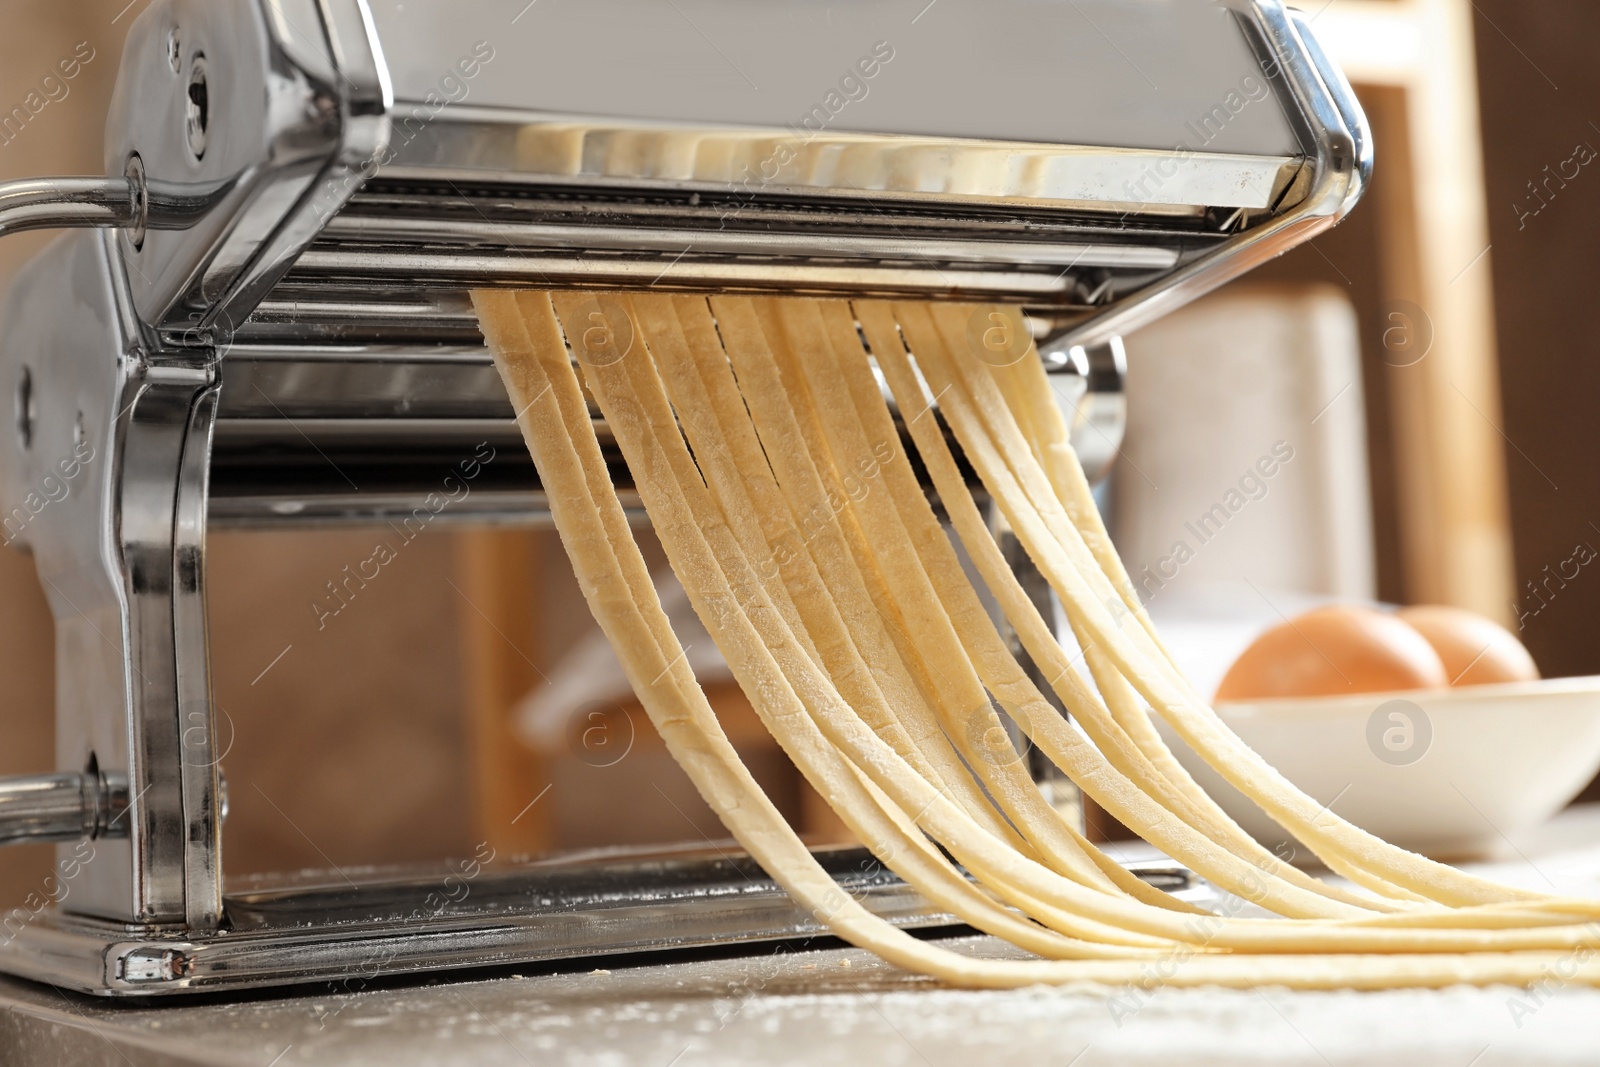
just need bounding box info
[0,846,953,996]
[104,0,389,338]
[0,845,1214,996]
[365,0,1301,157]
[0,231,227,928]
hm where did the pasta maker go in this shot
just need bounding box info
[0,0,1367,994]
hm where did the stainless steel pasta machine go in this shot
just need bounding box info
[0,0,1367,994]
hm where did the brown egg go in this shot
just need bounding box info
[1396,605,1540,686]
[1216,604,1449,702]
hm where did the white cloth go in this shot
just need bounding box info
[516,569,733,749]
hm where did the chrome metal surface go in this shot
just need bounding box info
[0,0,1368,996]
[266,0,1342,321]
[0,171,260,247]
[198,322,1115,527]
[0,773,130,846]
[118,363,224,930]
[42,0,1364,345]
[0,231,223,928]
[0,845,956,996]
[106,0,390,337]
[1052,2,1372,348]
[172,383,222,929]
[375,117,1299,213]
[319,209,1184,269]
[1043,337,1129,484]
[290,249,1092,302]
[257,1,1358,328]
[0,177,138,238]
[83,0,1351,342]
[275,165,1249,309]
[985,501,1085,835]
[0,843,1210,997]
[207,489,650,529]
[366,0,1300,156]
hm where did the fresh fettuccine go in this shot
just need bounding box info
[472,289,1600,989]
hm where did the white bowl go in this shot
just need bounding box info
[1150,677,1600,859]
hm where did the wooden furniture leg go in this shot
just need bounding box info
[1316,0,1516,623]
[454,528,552,855]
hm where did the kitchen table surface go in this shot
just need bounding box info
[6,806,1600,1067]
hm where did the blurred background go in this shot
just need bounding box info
[0,0,1597,904]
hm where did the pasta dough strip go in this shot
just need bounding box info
[847,303,1390,918]
[478,289,1167,980]
[842,301,1400,915]
[477,288,1600,988]
[626,295,1001,848]
[560,295,1281,941]
[901,300,1538,908]
[752,296,1138,898]
[637,294,1190,943]
[794,297,1282,916]
[668,294,1235,927]
[706,306,1600,943]
[954,308,1600,919]
[675,295,1190,915]
[720,295,1292,927]
[581,295,1600,956]
[677,295,1033,854]
[975,335,1202,812]
[871,311,1600,925]
[976,329,1440,909]
[919,304,1423,903]
[558,294,1170,950]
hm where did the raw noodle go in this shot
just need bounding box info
[472,289,1600,988]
